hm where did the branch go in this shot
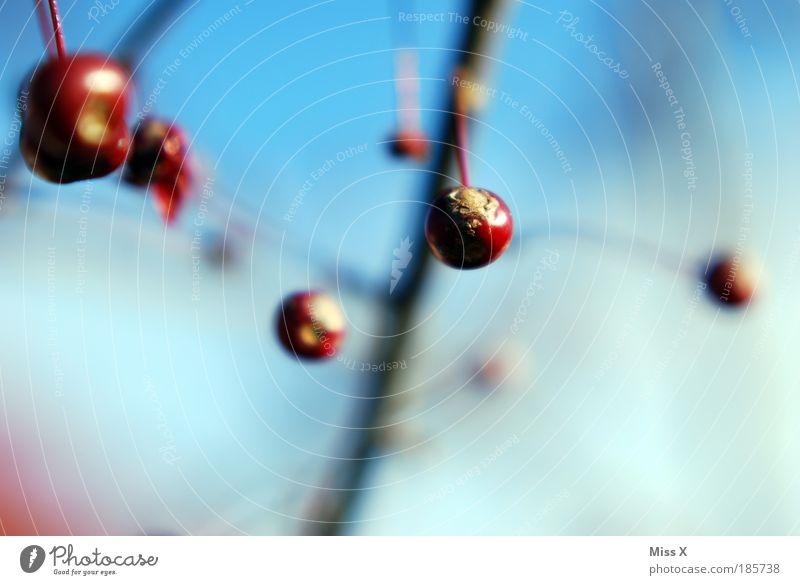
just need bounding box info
[304,0,508,536]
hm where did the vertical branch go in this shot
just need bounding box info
[34,0,56,58]
[305,0,506,536]
[114,0,195,69]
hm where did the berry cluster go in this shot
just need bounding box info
[20,3,755,365]
[22,1,191,224]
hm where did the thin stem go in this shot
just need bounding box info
[204,188,378,298]
[34,0,56,58]
[395,51,420,130]
[454,88,470,186]
[521,221,698,278]
[47,0,66,60]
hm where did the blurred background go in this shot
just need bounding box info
[1,0,799,535]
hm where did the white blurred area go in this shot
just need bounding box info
[0,177,377,534]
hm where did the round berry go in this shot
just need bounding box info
[425,186,513,269]
[388,128,429,161]
[125,119,192,223]
[473,341,529,390]
[704,255,757,307]
[275,291,346,360]
[20,53,131,183]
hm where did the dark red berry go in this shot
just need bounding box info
[125,119,192,224]
[425,186,513,269]
[388,128,429,161]
[705,255,756,307]
[275,291,346,360]
[20,53,131,183]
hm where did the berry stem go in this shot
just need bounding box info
[395,51,420,130]
[34,1,56,57]
[454,78,470,186]
[46,0,66,60]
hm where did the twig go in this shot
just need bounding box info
[46,0,66,60]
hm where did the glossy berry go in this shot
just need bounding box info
[275,291,346,360]
[388,128,429,161]
[125,119,192,224]
[704,255,757,307]
[425,186,513,269]
[20,53,131,183]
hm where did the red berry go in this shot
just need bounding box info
[425,186,513,269]
[473,341,529,389]
[275,291,346,360]
[705,255,757,307]
[20,53,131,183]
[125,119,192,224]
[388,128,429,161]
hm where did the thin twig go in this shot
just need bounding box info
[33,0,56,58]
[454,89,471,186]
[46,0,66,60]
